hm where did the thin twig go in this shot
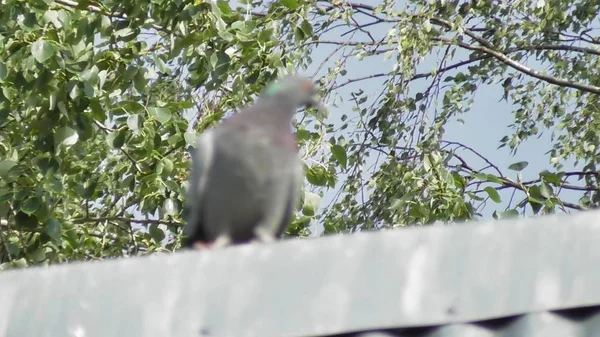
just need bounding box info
[72,216,183,227]
[93,120,143,173]
[54,0,171,33]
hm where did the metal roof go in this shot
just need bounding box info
[1,210,600,337]
[335,305,600,336]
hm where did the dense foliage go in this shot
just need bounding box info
[1,0,599,269]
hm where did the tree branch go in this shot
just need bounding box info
[93,120,143,173]
[72,216,183,227]
[54,0,171,34]
[433,37,600,95]
[441,140,504,177]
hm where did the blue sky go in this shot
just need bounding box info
[302,1,580,232]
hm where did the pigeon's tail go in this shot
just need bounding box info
[181,209,208,249]
[182,233,212,249]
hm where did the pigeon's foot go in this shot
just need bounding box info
[192,242,212,250]
[253,227,277,244]
[211,235,232,249]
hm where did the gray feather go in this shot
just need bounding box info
[183,74,322,247]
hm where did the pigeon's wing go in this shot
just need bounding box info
[199,126,279,243]
[182,131,216,247]
[185,125,273,245]
[253,148,302,239]
[273,159,303,238]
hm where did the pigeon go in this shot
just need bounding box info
[182,74,323,249]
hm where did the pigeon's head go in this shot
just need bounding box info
[262,74,322,110]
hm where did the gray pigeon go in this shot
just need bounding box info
[182,75,323,249]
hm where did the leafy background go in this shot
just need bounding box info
[1,0,599,269]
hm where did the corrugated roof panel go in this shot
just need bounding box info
[1,211,600,336]
[338,306,600,337]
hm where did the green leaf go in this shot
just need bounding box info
[0,62,8,81]
[31,40,55,63]
[6,241,20,256]
[473,173,487,181]
[184,132,197,146]
[127,114,141,131]
[151,54,169,74]
[452,172,466,189]
[21,196,41,215]
[54,126,79,151]
[215,18,234,41]
[114,100,144,113]
[485,174,504,184]
[133,69,149,94]
[114,27,136,40]
[0,188,12,202]
[80,65,99,85]
[331,144,347,169]
[164,180,180,193]
[211,51,231,77]
[75,113,94,141]
[529,185,543,200]
[484,186,501,203]
[149,223,165,242]
[167,134,182,146]
[258,28,275,43]
[302,191,321,216]
[539,170,562,185]
[540,183,553,199]
[44,176,63,193]
[12,258,28,268]
[31,247,47,262]
[44,218,62,241]
[508,161,528,171]
[0,160,17,178]
[15,211,38,228]
[300,19,313,37]
[306,166,328,186]
[106,130,126,148]
[528,197,543,214]
[217,0,233,16]
[163,198,178,216]
[160,158,174,176]
[409,203,429,218]
[68,81,82,100]
[423,155,432,171]
[295,26,306,43]
[280,0,301,9]
[497,209,519,219]
[35,157,60,175]
[528,194,545,205]
[147,107,171,124]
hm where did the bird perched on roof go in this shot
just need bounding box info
[182,74,324,249]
